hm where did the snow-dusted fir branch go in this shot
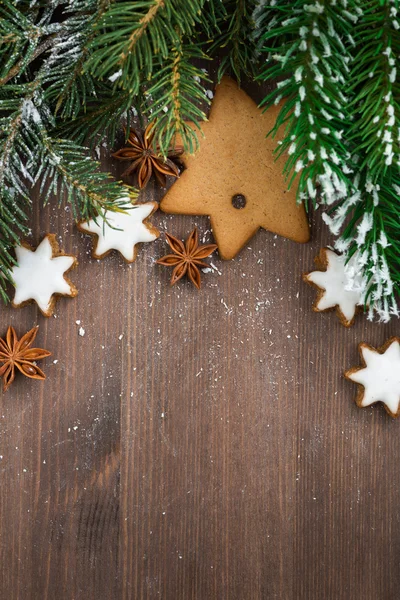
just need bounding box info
[320,0,400,321]
[0,87,37,301]
[44,0,110,119]
[0,0,58,84]
[0,71,47,301]
[12,93,137,218]
[323,174,400,322]
[349,0,400,179]
[0,1,136,302]
[256,0,359,206]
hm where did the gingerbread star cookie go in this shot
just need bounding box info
[160,76,309,259]
[77,201,159,262]
[11,234,78,317]
[345,338,400,418]
[303,248,363,327]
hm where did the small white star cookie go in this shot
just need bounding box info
[303,248,363,327]
[11,234,78,317]
[345,338,400,418]
[77,201,159,262]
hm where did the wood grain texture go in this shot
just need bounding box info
[1,86,400,600]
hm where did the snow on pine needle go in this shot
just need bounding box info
[256,0,359,206]
[322,0,400,322]
[324,174,400,322]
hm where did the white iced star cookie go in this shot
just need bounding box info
[303,248,363,327]
[77,201,159,262]
[11,234,78,317]
[345,338,400,418]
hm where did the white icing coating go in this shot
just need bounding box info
[11,237,75,314]
[348,341,400,415]
[307,250,362,322]
[79,202,158,261]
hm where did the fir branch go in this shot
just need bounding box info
[2,85,135,220]
[323,173,400,322]
[320,0,400,321]
[0,3,137,303]
[255,0,400,319]
[0,187,30,303]
[257,0,358,206]
[0,1,42,79]
[349,0,400,179]
[0,79,42,198]
[0,80,38,302]
[145,39,211,154]
[59,86,134,148]
[35,134,137,219]
[87,0,204,96]
[44,0,111,119]
[209,0,258,82]
[0,36,55,86]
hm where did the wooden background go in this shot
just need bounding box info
[1,81,400,600]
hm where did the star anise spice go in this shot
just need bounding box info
[0,326,51,392]
[157,228,218,289]
[112,122,184,189]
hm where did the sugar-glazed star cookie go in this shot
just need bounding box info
[77,201,159,262]
[345,338,400,418]
[303,248,363,327]
[160,76,309,260]
[11,234,78,317]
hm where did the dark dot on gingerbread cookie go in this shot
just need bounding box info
[231,194,247,209]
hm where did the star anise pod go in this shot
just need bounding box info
[112,121,184,189]
[157,228,218,289]
[0,326,51,392]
